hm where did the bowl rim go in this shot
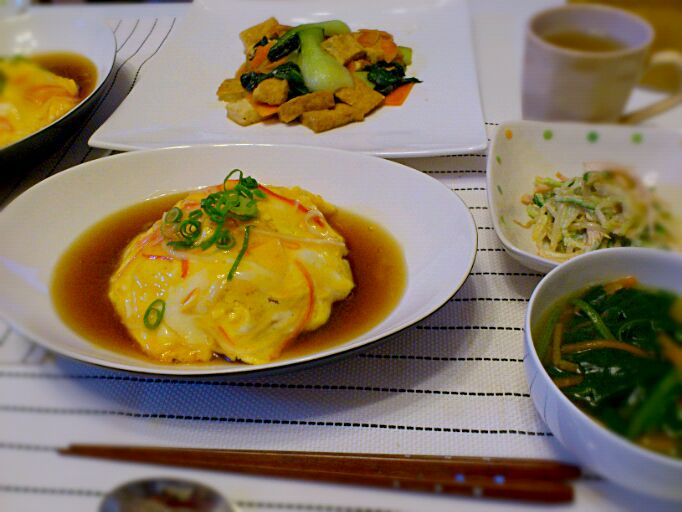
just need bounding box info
[0,12,116,153]
[524,247,682,469]
[0,142,478,376]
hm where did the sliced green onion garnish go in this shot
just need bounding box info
[199,225,236,251]
[164,207,182,224]
[241,175,260,190]
[179,219,202,241]
[227,225,251,280]
[167,240,195,249]
[143,299,165,329]
[224,169,243,189]
[215,229,236,250]
[161,170,263,255]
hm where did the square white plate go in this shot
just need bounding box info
[487,120,682,273]
[89,0,487,157]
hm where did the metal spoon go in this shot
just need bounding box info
[99,478,237,512]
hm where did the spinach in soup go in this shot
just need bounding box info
[534,277,682,459]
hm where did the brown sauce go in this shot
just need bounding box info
[51,193,407,366]
[30,51,98,100]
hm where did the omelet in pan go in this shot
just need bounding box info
[109,171,355,365]
[0,57,81,148]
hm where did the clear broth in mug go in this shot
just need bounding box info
[543,30,625,52]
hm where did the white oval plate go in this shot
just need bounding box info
[486,120,682,273]
[0,144,477,375]
[0,11,116,158]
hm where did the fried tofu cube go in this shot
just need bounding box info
[217,78,247,102]
[278,91,335,123]
[226,98,263,126]
[335,80,384,116]
[364,47,386,64]
[321,34,366,65]
[253,78,289,106]
[300,104,363,133]
[239,17,280,51]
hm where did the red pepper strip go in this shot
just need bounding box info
[181,259,189,278]
[136,228,164,249]
[218,326,235,348]
[113,228,164,280]
[282,260,315,347]
[297,261,315,327]
[181,287,197,305]
[258,185,325,227]
[141,254,174,261]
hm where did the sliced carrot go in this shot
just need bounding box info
[181,259,189,278]
[380,38,398,63]
[356,29,381,47]
[383,82,414,106]
[249,41,272,70]
[260,56,288,73]
[246,93,279,118]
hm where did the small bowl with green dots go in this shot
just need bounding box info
[486,120,682,273]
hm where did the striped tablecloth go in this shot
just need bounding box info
[1,2,681,511]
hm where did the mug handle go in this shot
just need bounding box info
[619,50,682,124]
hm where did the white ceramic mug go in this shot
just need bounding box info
[522,4,682,123]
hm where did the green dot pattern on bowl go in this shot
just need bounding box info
[543,130,553,141]
[587,131,599,143]
[632,132,643,144]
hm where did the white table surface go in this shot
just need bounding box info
[1,2,680,511]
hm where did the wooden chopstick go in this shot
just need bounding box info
[60,445,579,503]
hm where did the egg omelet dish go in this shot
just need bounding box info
[109,171,355,365]
[0,57,81,148]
